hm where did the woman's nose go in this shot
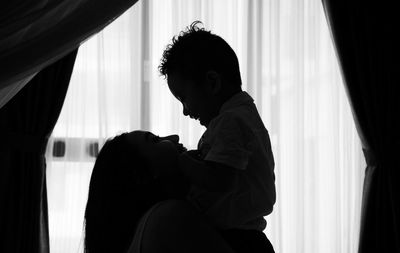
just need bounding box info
[163,135,179,143]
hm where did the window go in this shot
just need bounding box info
[46,1,365,252]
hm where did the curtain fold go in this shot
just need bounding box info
[0,0,139,109]
[0,49,78,253]
[321,1,400,252]
[0,73,36,109]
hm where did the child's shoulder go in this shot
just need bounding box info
[209,110,256,139]
[219,104,258,124]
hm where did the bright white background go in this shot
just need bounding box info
[45,0,366,252]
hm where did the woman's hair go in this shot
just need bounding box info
[84,133,168,253]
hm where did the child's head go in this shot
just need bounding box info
[159,21,242,127]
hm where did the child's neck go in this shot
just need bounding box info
[219,87,242,106]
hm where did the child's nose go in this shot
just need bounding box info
[183,106,190,116]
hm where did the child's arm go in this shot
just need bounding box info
[178,150,238,193]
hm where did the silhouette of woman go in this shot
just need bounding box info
[84,131,235,253]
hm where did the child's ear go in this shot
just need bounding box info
[205,71,221,95]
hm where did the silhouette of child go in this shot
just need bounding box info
[159,21,276,253]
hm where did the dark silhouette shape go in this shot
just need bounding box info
[84,131,189,253]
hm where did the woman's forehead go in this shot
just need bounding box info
[126,130,152,142]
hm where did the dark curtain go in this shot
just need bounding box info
[321,1,400,253]
[0,49,78,253]
[0,0,138,89]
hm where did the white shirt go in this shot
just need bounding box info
[188,91,276,231]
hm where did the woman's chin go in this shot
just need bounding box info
[177,144,187,154]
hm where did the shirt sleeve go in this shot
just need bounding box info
[204,113,256,170]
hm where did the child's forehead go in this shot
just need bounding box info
[168,71,186,84]
[167,73,191,93]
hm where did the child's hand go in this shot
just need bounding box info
[180,150,204,163]
[178,150,202,171]
[184,149,202,160]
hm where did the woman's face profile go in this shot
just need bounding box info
[126,131,185,176]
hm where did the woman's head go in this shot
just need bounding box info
[125,130,186,177]
[84,131,188,253]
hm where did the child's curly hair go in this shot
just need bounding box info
[159,21,242,87]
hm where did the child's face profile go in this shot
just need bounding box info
[167,72,219,127]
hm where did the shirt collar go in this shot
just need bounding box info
[219,91,254,113]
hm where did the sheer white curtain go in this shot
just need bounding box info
[46,0,365,252]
